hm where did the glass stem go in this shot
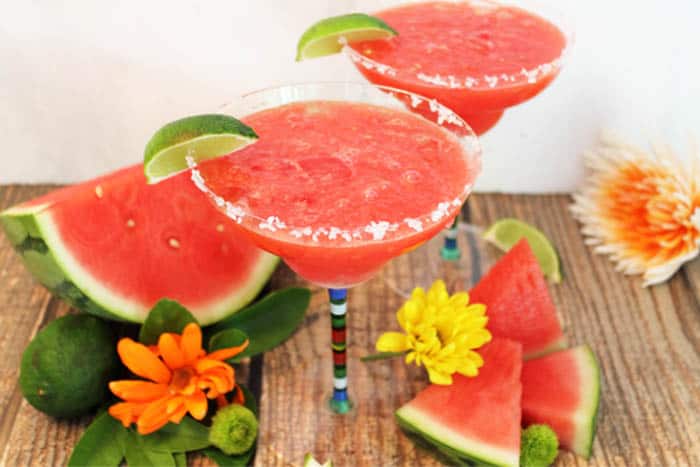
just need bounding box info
[328,288,352,414]
[441,214,461,260]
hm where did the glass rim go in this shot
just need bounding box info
[189,81,482,245]
[343,0,575,91]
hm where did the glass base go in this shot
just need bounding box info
[328,397,353,414]
[383,222,501,297]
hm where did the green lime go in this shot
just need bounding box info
[483,218,562,283]
[19,314,120,418]
[144,114,258,184]
[296,13,397,61]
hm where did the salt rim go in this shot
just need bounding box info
[190,155,471,244]
[343,0,574,91]
[186,84,480,245]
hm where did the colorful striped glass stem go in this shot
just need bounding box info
[328,288,352,414]
[441,214,461,260]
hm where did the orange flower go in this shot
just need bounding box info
[108,323,248,434]
[571,133,700,286]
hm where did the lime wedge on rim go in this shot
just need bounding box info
[143,114,257,184]
[296,13,398,61]
[483,218,562,283]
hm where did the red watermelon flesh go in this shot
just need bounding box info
[396,339,523,467]
[470,239,566,359]
[521,345,601,459]
[0,165,278,324]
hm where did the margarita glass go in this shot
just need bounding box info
[344,0,572,276]
[187,83,481,413]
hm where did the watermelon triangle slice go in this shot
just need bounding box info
[470,239,566,359]
[396,339,523,467]
[0,165,279,324]
[521,345,601,459]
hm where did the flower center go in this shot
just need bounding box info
[170,367,196,393]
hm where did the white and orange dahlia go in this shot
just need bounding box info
[571,133,700,286]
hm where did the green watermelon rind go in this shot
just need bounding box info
[395,405,519,467]
[525,335,568,361]
[1,203,279,324]
[569,345,601,459]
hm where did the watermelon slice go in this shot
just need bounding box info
[470,239,566,359]
[396,339,523,467]
[521,345,601,459]
[0,165,278,324]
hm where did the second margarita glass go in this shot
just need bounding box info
[344,0,573,284]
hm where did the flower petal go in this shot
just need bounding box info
[232,384,246,405]
[375,332,409,353]
[117,338,171,384]
[181,323,204,364]
[109,380,168,402]
[448,292,470,309]
[108,401,148,427]
[136,397,172,435]
[195,358,234,375]
[427,366,453,385]
[168,404,188,425]
[208,340,249,361]
[201,373,234,395]
[158,333,186,369]
[427,280,448,305]
[185,390,208,420]
[464,303,486,316]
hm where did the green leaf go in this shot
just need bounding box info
[174,453,187,467]
[208,288,311,360]
[141,417,212,453]
[209,328,250,362]
[68,411,125,467]
[123,431,177,467]
[139,299,198,345]
[239,384,258,416]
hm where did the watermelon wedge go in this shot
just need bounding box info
[470,239,566,359]
[396,339,523,467]
[521,345,601,459]
[0,165,278,324]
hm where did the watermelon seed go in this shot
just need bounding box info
[216,224,225,232]
[169,238,181,249]
[95,185,104,199]
[126,219,136,228]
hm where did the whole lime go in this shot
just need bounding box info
[19,314,120,418]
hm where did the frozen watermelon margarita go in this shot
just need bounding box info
[345,0,571,135]
[185,82,481,413]
[190,83,480,288]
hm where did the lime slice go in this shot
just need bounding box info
[483,218,562,283]
[143,114,257,184]
[296,13,397,61]
[303,453,332,467]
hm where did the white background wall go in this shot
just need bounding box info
[1,0,698,192]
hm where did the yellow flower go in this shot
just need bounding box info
[571,133,700,286]
[376,280,492,385]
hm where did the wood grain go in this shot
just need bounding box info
[0,187,698,466]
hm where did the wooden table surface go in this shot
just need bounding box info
[0,185,698,467]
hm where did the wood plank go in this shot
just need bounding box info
[0,187,698,466]
[0,186,60,455]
